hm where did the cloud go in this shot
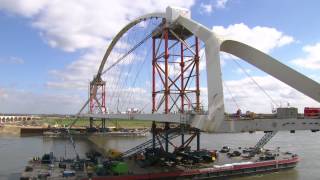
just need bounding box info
[223,75,319,113]
[17,0,196,90]
[0,87,83,114]
[212,23,294,53]
[216,0,228,9]
[0,1,196,113]
[292,43,320,70]
[197,23,293,73]
[233,67,251,74]
[46,48,103,90]
[199,0,229,15]
[0,0,195,52]
[0,0,48,17]
[200,3,213,14]
[0,56,24,64]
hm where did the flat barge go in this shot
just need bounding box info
[43,128,149,138]
[21,147,298,180]
[87,158,298,180]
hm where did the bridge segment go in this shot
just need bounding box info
[78,6,320,133]
[79,113,320,133]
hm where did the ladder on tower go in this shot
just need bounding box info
[120,129,181,157]
[254,131,278,151]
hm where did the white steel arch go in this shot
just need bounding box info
[176,14,320,131]
[81,7,320,133]
[220,40,320,103]
[78,13,165,114]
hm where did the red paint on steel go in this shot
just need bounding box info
[195,36,200,112]
[304,107,320,118]
[83,156,299,180]
[164,28,169,114]
[152,37,156,113]
[89,78,106,114]
[180,42,185,113]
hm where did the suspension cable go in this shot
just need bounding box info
[232,59,278,107]
[109,29,138,110]
[101,31,153,75]
[223,81,240,110]
[116,21,153,111]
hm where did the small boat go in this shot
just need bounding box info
[43,130,64,137]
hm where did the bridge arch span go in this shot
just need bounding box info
[97,13,165,77]
[81,7,320,133]
[220,39,320,103]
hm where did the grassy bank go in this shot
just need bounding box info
[41,118,152,128]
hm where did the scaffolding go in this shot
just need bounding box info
[152,20,201,114]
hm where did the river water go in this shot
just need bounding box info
[0,131,319,180]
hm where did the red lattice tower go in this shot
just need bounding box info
[89,76,106,114]
[152,20,200,114]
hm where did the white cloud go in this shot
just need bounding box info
[0,56,24,64]
[200,3,213,14]
[8,0,195,90]
[198,23,315,114]
[199,0,229,15]
[212,23,294,53]
[233,67,251,74]
[0,0,195,52]
[0,0,48,17]
[0,88,83,114]
[292,43,320,70]
[216,0,228,9]
[223,75,319,113]
[0,1,195,113]
[198,23,293,73]
[46,48,104,90]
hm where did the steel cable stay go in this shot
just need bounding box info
[101,35,129,112]
[103,19,162,113]
[108,29,155,112]
[69,25,146,156]
[222,81,240,110]
[101,32,154,76]
[115,23,154,112]
[108,31,137,111]
[231,58,278,108]
[115,55,137,110]
[126,44,152,111]
[118,29,148,110]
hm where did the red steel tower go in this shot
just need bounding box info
[152,20,201,114]
[89,76,106,114]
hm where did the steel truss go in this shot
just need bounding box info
[151,122,201,153]
[121,121,201,157]
[152,20,201,114]
[89,76,106,114]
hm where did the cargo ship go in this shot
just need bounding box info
[20,146,298,180]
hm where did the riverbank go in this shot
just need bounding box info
[41,118,152,128]
[0,118,152,136]
[0,125,20,135]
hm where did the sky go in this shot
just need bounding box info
[0,0,320,114]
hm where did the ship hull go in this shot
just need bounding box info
[85,156,298,180]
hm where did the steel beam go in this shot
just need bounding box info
[80,113,320,133]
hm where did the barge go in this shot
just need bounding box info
[20,147,298,180]
[43,128,149,138]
